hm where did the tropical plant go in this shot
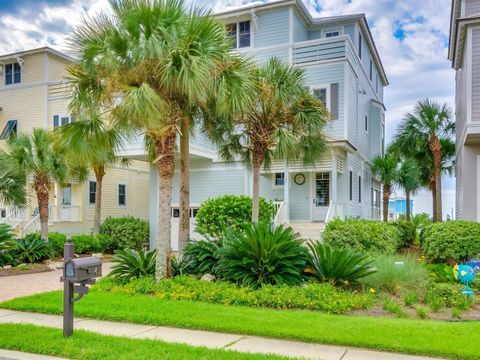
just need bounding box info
[306,242,376,285]
[371,149,398,222]
[217,222,307,287]
[2,129,85,239]
[0,159,26,208]
[109,249,156,281]
[396,158,421,221]
[182,239,222,276]
[0,224,16,266]
[361,254,428,294]
[213,57,328,223]
[99,216,149,252]
[15,234,53,263]
[195,195,274,238]
[70,0,249,278]
[395,99,455,222]
[170,254,194,277]
[395,220,417,248]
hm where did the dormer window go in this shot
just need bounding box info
[227,21,251,49]
[5,63,21,85]
[324,29,341,38]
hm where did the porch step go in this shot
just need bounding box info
[286,222,325,241]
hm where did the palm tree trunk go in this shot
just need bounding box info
[178,115,190,254]
[429,135,442,222]
[382,184,391,222]
[430,179,437,222]
[34,175,51,241]
[93,166,105,235]
[436,175,442,221]
[405,190,411,221]
[251,144,264,223]
[154,134,176,281]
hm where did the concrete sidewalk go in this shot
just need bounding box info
[0,309,441,360]
[0,349,67,360]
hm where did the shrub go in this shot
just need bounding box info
[46,232,67,256]
[109,249,156,281]
[421,221,480,262]
[361,254,428,294]
[218,222,307,287]
[403,291,419,307]
[415,306,429,319]
[306,242,376,285]
[395,220,416,248]
[0,224,15,266]
[383,297,406,318]
[182,239,221,276]
[100,216,149,252]
[323,218,399,254]
[96,276,374,314]
[426,264,456,283]
[15,234,53,263]
[195,195,274,238]
[40,232,108,256]
[424,282,467,309]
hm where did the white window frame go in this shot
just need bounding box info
[227,20,252,49]
[272,172,285,189]
[4,62,22,86]
[54,115,75,128]
[118,183,127,207]
[323,28,343,38]
[310,84,331,111]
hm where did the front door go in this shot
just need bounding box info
[61,184,72,206]
[312,172,330,221]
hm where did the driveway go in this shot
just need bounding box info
[0,263,113,302]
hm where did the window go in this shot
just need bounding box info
[349,171,353,201]
[190,208,199,218]
[274,173,285,186]
[315,173,330,206]
[312,88,327,106]
[0,209,6,218]
[0,120,17,140]
[373,189,381,208]
[226,21,251,49]
[358,33,362,59]
[89,181,96,205]
[325,29,341,38]
[364,115,368,132]
[118,184,126,206]
[5,63,21,85]
[172,208,180,217]
[358,176,362,203]
[53,115,75,128]
[369,59,373,81]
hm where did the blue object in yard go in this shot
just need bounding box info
[456,264,476,295]
[467,261,480,275]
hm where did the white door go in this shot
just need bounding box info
[61,184,72,205]
[312,172,330,221]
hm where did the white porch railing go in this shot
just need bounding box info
[0,208,27,228]
[22,214,40,236]
[272,201,288,227]
[49,205,82,222]
[325,201,345,224]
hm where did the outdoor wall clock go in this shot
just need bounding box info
[294,173,305,185]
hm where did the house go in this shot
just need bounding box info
[449,0,480,221]
[388,196,414,221]
[0,47,150,235]
[117,0,388,247]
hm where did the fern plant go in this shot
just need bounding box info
[109,249,156,281]
[15,234,53,263]
[306,242,376,285]
[182,239,221,275]
[218,222,307,287]
[0,223,15,266]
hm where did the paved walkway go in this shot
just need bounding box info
[0,309,440,360]
[0,349,66,360]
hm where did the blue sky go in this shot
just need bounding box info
[0,0,456,218]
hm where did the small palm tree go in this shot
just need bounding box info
[372,150,398,222]
[396,158,420,221]
[0,160,26,207]
[395,99,455,222]
[215,58,329,222]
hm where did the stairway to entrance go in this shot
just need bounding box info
[286,221,325,241]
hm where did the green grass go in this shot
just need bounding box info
[2,290,479,360]
[0,323,283,360]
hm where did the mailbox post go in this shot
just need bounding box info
[61,236,102,337]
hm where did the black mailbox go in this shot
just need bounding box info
[64,256,102,283]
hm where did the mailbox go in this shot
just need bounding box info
[64,257,102,283]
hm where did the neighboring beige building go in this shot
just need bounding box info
[449,0,480,220]
[0,47,150,235]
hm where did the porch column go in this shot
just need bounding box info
[331,152,337,203]
[283,159,290,222]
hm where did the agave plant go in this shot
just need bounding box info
[218,222,307,287]
[0,223,15,266]
[109,249,156,281]
[306,242,376,285]
[15,234,53,264]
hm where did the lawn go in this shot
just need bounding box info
[2,290,479,360]
[0,323,284,360]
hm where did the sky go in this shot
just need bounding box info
[0,0,456,218]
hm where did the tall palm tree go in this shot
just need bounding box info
[69,0,241,279]
[395,99,454,222]
[2,129,82,240]
[0,162,26,208]
[214,58,329,222]
[372,150,398,222]
[396,158,420,221]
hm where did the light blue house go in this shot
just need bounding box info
[388,196,414,221]
[119,0,388,248]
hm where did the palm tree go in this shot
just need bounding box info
[395,99,454,222]
[396,158,420,221]
[2,129,76,240]
[372,150,398,222]
[69,0,241,279]
[0,162,26,208]
[214,58,329,222]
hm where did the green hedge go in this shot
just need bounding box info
[100,216,149,252]
[422,221,480,262]
[323,218,399,254]
[395,220,417,248]
[195,195,274,238]
[46,232,108,256]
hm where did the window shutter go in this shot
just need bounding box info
[53,115,59,128]
[330,83,339,120]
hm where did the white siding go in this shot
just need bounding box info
[472,28,480,122]
[465,0,480,16]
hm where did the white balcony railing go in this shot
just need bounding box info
[272,201,288,227]
[293,37,346,65]
[49,205,82,222]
